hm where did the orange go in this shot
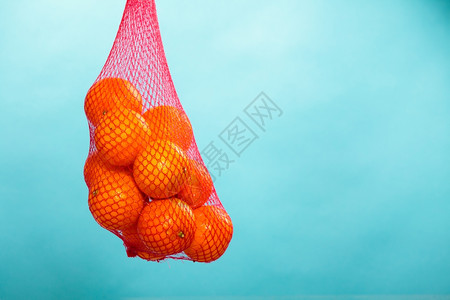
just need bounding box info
[121,225,148,251]
[184,206,233,263]
[85,77,143,127]
[136,251,166,261]
[88,170,145,231]
[121,225,166,261]
[83,151,127,188]
[178,159,213,209]
[94,109,150,166]
[137,198,195,256]
[133,140,188,199]
[142,105,193,151]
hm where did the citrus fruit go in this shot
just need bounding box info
[88,170,145,231]
[85,77,143,126]
[121,225,148,251]
[121,225,166,261]
[133,140,188,199]
[184,206,233,263]
[136,251,166,261]
[142,105,193,150]
[137,198,195,256]
[178,159,213,209]
[83,151,127,188]
[94,109,150,166]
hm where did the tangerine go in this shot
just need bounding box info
[94,109,150,166]
[184,206,233,263]
[142,105,193,150]
[178,159,213,209]
[83,151,127,188]
[121,225,166,261]
[88,170,145,231]
[137,198,195,256]
[133,140,188,199]
[136,251,166,261]
[85,77,143,127]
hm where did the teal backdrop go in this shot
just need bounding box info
[0,0,449,299]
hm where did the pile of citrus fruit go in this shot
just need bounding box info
[83,78,233,262]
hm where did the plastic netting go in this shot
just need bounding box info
[83,0,233,262]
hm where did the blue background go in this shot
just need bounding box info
[0,0,449,299]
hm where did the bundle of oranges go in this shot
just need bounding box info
[83,78,233,262]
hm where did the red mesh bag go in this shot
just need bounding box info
[83,0,233,262]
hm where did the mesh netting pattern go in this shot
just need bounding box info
[83,0,233,262]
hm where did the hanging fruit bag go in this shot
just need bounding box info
[83,0,233,263]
